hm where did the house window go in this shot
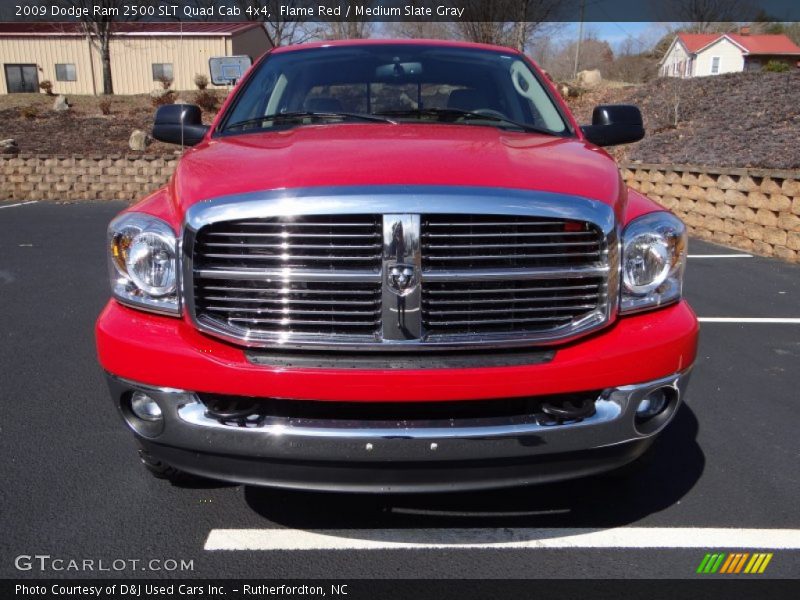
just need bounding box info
[711,56,721,74]
[55,64,76,82]
[152,63,173,81]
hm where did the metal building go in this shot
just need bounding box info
[0,22,269,95]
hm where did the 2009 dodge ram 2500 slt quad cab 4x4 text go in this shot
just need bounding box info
[96,39,698,492]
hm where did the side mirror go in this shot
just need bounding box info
[581,104,644,147]
[152,104,210,147]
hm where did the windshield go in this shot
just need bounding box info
[218,45,570,136]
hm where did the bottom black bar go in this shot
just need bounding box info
[3,579,799,600]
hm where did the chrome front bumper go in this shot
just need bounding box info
[107,369,692,492]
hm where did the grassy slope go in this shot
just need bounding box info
[566,71,800,170]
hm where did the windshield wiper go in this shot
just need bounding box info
[374,108,556,135]
[224,111,396,132]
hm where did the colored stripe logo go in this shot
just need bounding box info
[696,552,773,574]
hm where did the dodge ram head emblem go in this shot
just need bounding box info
[382,215,422,339]
[387,264,417,296]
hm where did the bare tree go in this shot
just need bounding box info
[386,21,453,40]
[232,0,322,47]
[60,0,159,95]
[659,0,756,32]
[454,0,564,51]
[60,0,118,94]
[321,2,373,40]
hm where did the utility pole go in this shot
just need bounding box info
[572,0,585,80]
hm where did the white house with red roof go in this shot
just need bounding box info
[659,29,800,78]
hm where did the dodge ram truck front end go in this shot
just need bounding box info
[96,40,698,492]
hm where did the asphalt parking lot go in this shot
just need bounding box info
[0,201,798,580]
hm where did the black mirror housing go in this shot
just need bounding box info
[581,104,644,147]
[152,104,210,147]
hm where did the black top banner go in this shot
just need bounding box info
[3,0,800,23]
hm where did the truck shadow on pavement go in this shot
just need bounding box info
[243,404,704,536]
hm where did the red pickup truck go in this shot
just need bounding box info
[96,39,698,492]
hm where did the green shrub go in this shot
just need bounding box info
[764,60,790,73]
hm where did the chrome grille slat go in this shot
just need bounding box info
[427,316,575,326]
[425,220,570,227]
[228,317,380,326]
[199,253,381,262]
[423,231,596,238]
[196,269,379,282]
[207,232,382,239]
[202,242,381,250]
[425,251,602,261]
[208,306,381,316]
[425,241,600,249]
[202,285,378,296]
[426,283,600,295]
[422,293,601,305]
[426,305,597,315]
[423,267,608,282]
[204,296,380,306]
[235,221,378,227]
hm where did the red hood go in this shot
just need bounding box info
[169,123,625,218]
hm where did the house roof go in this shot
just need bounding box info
[676,33,720,53]
[0,22,263,37]
[726,33,800,56]
[675,31,800,56]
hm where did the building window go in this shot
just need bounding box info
[55,64,76,82]
[711,56,721,74]
[152,63,173,81]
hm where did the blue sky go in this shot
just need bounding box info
[550,22,668,53]
[561,21,663,42]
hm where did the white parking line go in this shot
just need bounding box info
[699,318,800,324]
[204,527,800,551]
[0,201,38,210]
[688,254,752,258]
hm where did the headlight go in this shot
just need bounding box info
[108,213,180,315]
[620,211,687,314]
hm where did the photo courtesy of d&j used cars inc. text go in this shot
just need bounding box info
[1,1,799,599]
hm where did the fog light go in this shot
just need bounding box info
[130,391,163,422]
[636,388,670,420]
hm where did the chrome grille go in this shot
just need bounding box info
[420,215,607,337]
[421,215,604,269]
[194,280,382,337]
[185,188,617,349]
[192,215,382,340]
[422,278,606,336]
[194,214,382,270]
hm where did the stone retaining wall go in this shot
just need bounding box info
[0,154,177,202]
[1,154,798,262]
[621,163,799,262]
